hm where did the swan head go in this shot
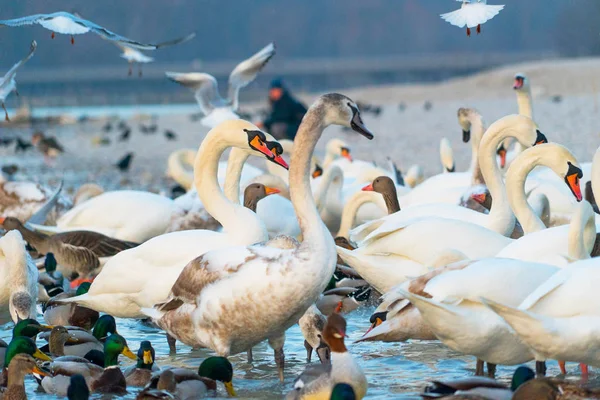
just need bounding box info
[564,161,584,202]
[326,138,353,162]
[10,291,34,323]
[513,73,529,91]
[320,94,374,140]
[457,108,474,142]
[265,141,290,170]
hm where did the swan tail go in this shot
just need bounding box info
[140,307,165,320]
[518,274,568,311]
[56,293,88,304]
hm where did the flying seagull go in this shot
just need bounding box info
[440,0,504,37]
[0,11,168,49]
[0,40,36,121]
[165,42,276,128]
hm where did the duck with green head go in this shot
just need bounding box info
[143,356,236,398]
[39,314,116,357]
[43,281,99,330]
[38,333,136,396]
[124,341,158,387]
[0,320,53,367]
[0,336,53,388]
[38,253,65,302]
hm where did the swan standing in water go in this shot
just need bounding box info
[166,43,275,128]
[143,93,374,382]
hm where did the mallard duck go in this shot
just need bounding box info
[45,326,79,357]
[0,319,53,367]
[0,353,50,399]
[135,369,176,400]
[43,282,99,330]
[124,341,158,387]
[37,253,67,302]
[38,333,136,396]
[1,336,52,387]
[39,314,117,357]
[67,374,90,400]
[142,356,235,398]
[512,376,600,399]
[286,313,367,400]
[421,366,534,398]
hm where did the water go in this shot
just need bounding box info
[1,305,591,399]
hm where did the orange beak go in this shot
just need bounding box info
[513,78,523,90]
[264,187,280,196]
[363,317,383,337]
[566,174,582,202]
[362,183,374,192]
[70,277,93,289]
[272,155,289,170]
[497,148,507,168]
[249,136,274,160]
[0,217,5,224]
[471,193,487,204]
[341,148,352,162]
[312,166,323,179]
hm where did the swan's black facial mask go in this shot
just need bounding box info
[244,129,273,158]
[348,103,374,140]
[462,130,470,143]
[564,161,583,202]
[534,130,548,146]
[266,141,289,170]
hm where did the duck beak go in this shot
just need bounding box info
[497,148,507,168]
[32,365,51,377]
[224,380,237,397]
[565,173,583,202]
[362,183,374,192]
[143,350,153,365]
[264,187,280,196]
[33,349,52,362]
[34,324,54,332]
[67,335,79,344]
[121,346,137,360]
[341,147,353,162]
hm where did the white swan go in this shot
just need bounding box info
[166,43,275,128]
[440,0,505,36]
[0,230,38,325]
[61,120,287,318]
[0,40,36,121]
[143,93,374,381]
[439,137,455,173]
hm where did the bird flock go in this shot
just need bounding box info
[0,4,597,400]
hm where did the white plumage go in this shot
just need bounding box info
[440,1,504,35]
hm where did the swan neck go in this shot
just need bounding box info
[469,114,486,185]
[168,151,194,190]
[337,191,378,239]
[505,155,546,234]
[516,89,533,119]
[316,166,343,212]
[223,149,250,204]
[568,204,596,259]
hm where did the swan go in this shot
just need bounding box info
[403,164,424,188]
[0,230,38,325]
[399,107,486,207]
[440,0,505,37]
[0,40,36,121]
[322,138,353,169]
[336,190,388,240]
[60,120,288,319]
[439,137,455,173]
[166,149,196,190]
[166,43,275,128]
[142,93,374,382]
[350,114,549,247]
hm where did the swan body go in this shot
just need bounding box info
[61,120,287,318]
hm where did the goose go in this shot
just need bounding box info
[143,93,374,382]
[440,0,505,36]
[0,231,37,325]
[0,12,171,49]
[286,313,367,400]
[0,354,50,399]
[0,41,36,122]
[396,255,560,377]
[439,137,455,173]
[166,42,275,128]
[60,120,287,320]
[1,217,138,278]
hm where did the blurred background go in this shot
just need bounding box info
[0,0,598,106]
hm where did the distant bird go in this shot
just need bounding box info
[0,137,15,147]
[551,95,563,104]
[117,120,128,130]
[116,152,134,172]
[1,164,19,179]
[165,42,275,128]
[102,122,113,132]
[109,32,196,77]
[398,102,406,112]
[0,40,36,121]
[0,11,170,48]
[91,136,111,146]
[15,137,33,152]
[32,132,64,163]
[441,0,505,37]
[164,130,177,141]
[372,106,382,116]
[118,128,131,142]
[424,101,433,111]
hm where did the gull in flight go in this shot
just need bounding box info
[0,40,36,122]
[166,42,276,128]
[0,11,168,49]
[440,0,504,37]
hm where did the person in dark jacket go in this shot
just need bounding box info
[262,79,307,140]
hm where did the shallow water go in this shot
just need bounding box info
[1,305,594,399]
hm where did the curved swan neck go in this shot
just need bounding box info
[513,89,533,154]
[168,150,195,190]
[337,191,380,239]
[568,202,595,260]
[469,113,486,185]
[194,132,264,236]
[290,104,331,243]
[316,166,344,212]
[223,149,250,204]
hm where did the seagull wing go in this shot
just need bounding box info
[2,40,36,83]
[0,13,48,27]
[165,72,220,115]
[153,32,197,49]
[227,42,276,110]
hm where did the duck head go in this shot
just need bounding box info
[136,341,155,370]
[198,356,236,397]
[12,318,52,339]
[103,334,136,367]
[5,337,51,368]
[92,315,117,341]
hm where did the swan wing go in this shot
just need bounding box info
[1,40,36,84]
[227,43,276,108]
[165,72,219,115]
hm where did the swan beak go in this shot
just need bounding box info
[513,78,524,89]
[264,187,280,196]
[121,346,137,360]
[534,130,548,145]
[0,217,5,224]
[312,165,323,178]
[224,381,237,397]
[33,349,52,362]
[497,148,507,168]
[462,130,470,143]
[249,136,274,158]
[341,147,353,162]
[271,155,289,170]
[362,183,374,192]
[143,350,153,365]
[362,317,383,337]
[566,173,582,202]
[471,193,487,204]
[350,112,374,140]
